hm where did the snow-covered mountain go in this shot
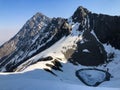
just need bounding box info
[0,6,120,89]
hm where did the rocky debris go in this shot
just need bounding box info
[76,68,111,86]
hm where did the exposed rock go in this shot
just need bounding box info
[51,60,62,68]
[46,62,63,72]
[0,12,50,60]
[70,30,107,66]
[72,6,90,23]
[89,14,120,49]
[0,17,71,72]
[0,12,51,71]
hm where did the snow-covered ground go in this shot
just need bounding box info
[0,70,119,90]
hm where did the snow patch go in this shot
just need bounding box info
[83,49,90,53]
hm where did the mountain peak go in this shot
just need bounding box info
[23,12,50,30]
[72,6,90,22]
[32,12,49,21]
[34,12,45,17]
[76,6,90,14]
[77,6,89,11]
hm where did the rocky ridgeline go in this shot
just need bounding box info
[0,6,120,72]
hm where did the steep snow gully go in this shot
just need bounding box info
[0,6,120,90]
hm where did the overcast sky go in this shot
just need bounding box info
[0,0,120,45]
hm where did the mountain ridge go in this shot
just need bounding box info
[0,6,120,87]
[0,6,120,88]
[0,6,120,71]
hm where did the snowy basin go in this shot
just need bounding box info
[76,68,111,86]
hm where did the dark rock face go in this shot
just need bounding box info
[90,14,120,49]
[70,6,120,66]
[73,6,120,49]
[70,30,107,66]
[76,68,111,86]
[72,6,90,23]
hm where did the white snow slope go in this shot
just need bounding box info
[0,70,119,90]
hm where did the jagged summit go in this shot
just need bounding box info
[32,12,50,21]
[76,6,90,13]
[72,6,90,22]
[34,12,45,17]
